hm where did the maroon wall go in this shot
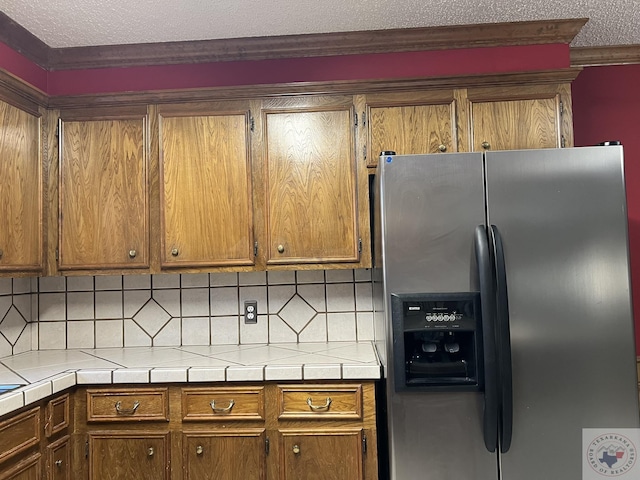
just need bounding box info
[0,42,569,95]
[572,65,640,350]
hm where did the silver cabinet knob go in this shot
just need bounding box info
[292,444,300,455]
[196,445,203,456]
[481,141,491,150]
[55,460,63,467]
[277,245,285,253]
[147,447,154,457]
[438,144,447,152]
[128,250,137,258]
[171,248,179,257]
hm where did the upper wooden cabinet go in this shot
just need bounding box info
[364,90,457,167]
[261,96,364,266]
[58,108,149,270]
[158,101,256,269]
[364,80,574,167]
[466,83,572,151]
[0,100,42,273]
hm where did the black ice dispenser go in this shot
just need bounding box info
[391,293,482,392]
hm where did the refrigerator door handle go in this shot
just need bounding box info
[491,225,514,454]
[474,225,498,453]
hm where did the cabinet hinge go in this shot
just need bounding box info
[363,144,367,162]
[85,440,89,458]
[250,115,255,132]
[362,433,367,454]
[265,437,270,455]
[358,238,362,253]
[354,113,358,127]
[362,111,366,126]
[55,118,61,138]
[55,248,59,261]
[254,242,258,257]
[561,135,566,148]
[559,101,564,115]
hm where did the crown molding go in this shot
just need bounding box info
[0,68,48,113]
[0,11,50,67]
[0,13,586,71]
[571,45,640,66]
[47,68,581,109]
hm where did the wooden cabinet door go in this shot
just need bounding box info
[467,84,571,152]
[59,109,148,270]
[0,453,41,480]
[262,97,360,266]
[88,432,169,480]
[278,429,364,480]
[159,102,254,268]
[0,100,42,272]
[46,436,70,480]
[183,430,267,480]
[365,91,457,167]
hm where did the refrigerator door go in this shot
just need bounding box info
[379,153,498,480]
[485,146,639,480]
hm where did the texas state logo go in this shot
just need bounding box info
[584,430,639,478]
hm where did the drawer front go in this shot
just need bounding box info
[0,407,40,465]
[182,387,265,421]
[46,393,70,438]
[0,452,41,480]
[278,384,363,420]
[87,388,169,422]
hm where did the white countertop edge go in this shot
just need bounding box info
[0,344,381,419]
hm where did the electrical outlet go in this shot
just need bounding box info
[244,300,258,324]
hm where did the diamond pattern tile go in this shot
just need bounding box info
[278,294,316,333]
[0,306,27,345]
[132,299,171,337]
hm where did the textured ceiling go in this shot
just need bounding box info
[0,0,638,49]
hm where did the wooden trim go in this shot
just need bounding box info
[571,45,640,66]
[48,69,582,110]
[0,12,50,68]
[42,18,587,71]
[0,69,47,113]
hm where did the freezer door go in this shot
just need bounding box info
[485,146,639,480]
[379,153,498,480]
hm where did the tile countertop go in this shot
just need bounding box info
[0,342,381,417]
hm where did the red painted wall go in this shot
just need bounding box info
[572,65,640,350]
[0,42,569,95]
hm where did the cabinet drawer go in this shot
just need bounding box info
[46,393,70,438]
[87,388,169,422]
[182,387,265,421]
[278,384,363,420]
[0,407,40,464]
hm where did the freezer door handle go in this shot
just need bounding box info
[474,225,498,453]
[491,225,514,454]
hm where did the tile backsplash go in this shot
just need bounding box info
[0,270,374,353]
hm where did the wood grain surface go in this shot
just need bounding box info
[59,117,148,270]
[160,111,253,267]
[0,100,42,271]
[264,106,358,264]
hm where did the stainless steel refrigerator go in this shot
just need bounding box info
[372,146,640,479]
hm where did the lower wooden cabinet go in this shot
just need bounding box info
[45,436,70,480]
[183,430,267,480]
[278,429,365,480]
[0,382,378,480]
[0,453,41,480]
[87,432,170,480]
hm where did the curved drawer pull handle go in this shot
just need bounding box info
[115,400,140,415]
[292,444,300,455]
[196,445,204,455]
[306,397,332,411]
[210,399,235,413]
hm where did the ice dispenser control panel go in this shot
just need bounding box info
[391,293,482,392]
